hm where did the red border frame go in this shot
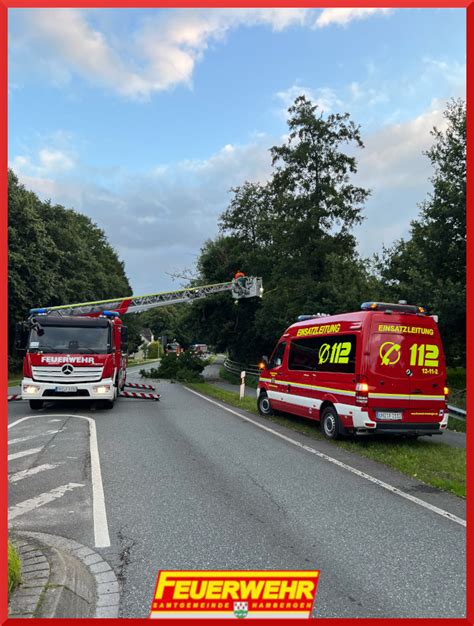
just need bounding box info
[1,2,471,625]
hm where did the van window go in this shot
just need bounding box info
[269,342,286,368]
[289,335,357,374]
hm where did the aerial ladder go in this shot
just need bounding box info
[29,276,264,317]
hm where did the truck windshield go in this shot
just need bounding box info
[28,325,110,354]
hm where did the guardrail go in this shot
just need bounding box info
[223,358,260,378]
[448,404,466,422]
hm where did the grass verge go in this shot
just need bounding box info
[8,542,21,596]
[187,382,466,498]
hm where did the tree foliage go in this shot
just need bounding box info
[376,99,466,364]
[8,170,131,354]
[141,351,208,382]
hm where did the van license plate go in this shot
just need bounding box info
[55,386,77,393]
[376,411,403,421]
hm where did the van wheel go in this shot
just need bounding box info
[321,406,340,440]
[29,400,43,410]
[102,399,115,410]
[258,392,273,416]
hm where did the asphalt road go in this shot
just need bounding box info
[8,364,466,618]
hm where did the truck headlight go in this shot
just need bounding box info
[94,385,110,394]
[23,384,40,395]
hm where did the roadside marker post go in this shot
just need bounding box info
[240,371,246,400]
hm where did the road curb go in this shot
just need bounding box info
[9,531,119,618]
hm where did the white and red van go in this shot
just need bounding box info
[257,302,449,439]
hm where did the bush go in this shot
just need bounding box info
[147,341,162,359]
[446,367,466,390]
[141,351,209,383]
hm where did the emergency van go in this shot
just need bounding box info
[257,302,449,439]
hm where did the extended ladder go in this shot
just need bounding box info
[30,277,263,317]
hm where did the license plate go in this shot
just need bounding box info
[376,411,403,421]
[55,385,77,393]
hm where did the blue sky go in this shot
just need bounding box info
[8,8,465,295]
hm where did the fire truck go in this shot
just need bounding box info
[15,276,263,410]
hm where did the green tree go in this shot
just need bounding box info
[377,99,466,364]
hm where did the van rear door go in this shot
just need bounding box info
[367,314,445,424]
[367,318,411,421]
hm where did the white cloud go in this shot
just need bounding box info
[421,57,466,92]
[9,147,76,177]
[275,84,343,118]
[12,8,310,99]
[357,103,447,189]
[354,102,449,252]
[315,8,392,28]
[39,148,75,171]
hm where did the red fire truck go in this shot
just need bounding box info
[15,277,263,410]
[257,301,449,439]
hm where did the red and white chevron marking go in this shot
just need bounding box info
[119,391,160,401]
[8,394,23,401]
[124,382,156,390]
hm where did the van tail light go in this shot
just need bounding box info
[23,354,32,378]
[355,376,369,406]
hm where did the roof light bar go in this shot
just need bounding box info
[361,302,421,314]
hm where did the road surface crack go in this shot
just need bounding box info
[116,526,136,587]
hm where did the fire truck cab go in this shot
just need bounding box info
[17,311,128,409]
[257,302,449,439]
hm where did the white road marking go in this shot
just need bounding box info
[184,387,466,528]
[9,430,59,446]
[8,482,84,520]
[8,414,111,548]
[8,447,42,461]
[9,463,61,483]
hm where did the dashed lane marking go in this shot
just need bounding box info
[8,482,85,520]
[9,431,59,446]
[8,447,42,461]
[9,463,62,483]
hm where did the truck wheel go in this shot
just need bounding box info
[102,399,115,409]
[257,392,273,416]
[321,406,340,440]
[29,400,43,410]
